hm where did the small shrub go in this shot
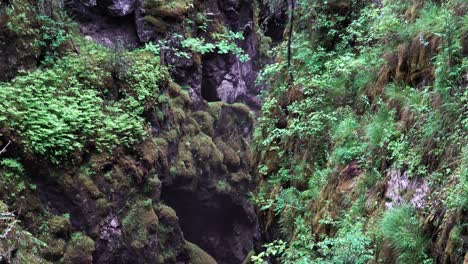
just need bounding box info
[379,205,430,263]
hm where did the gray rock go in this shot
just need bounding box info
[134,0,156,42]
[102,0,135,16]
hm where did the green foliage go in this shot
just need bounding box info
[365,106,398,148]
[330,114,366,164]
[251,240,287,264]
[0,40,171,163]
[181,30,250,62]
[0,159,26,198]
[379,205,430,263]
[316,222,373,264]
[254,0,466,262]
[6,0,70,56]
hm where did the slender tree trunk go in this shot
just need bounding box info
[287,0,295,81]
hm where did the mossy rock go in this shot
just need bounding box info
[144,174,162,198]
[62,232,95,264]
[96,198,111,215]
[157,204,178,221]
[172,138,197,179]
[0,200,8,212]
[144,16,169,33]
[144,0,193,21]
[107,165,133,192]
[207,102,225,119]
[214,138,240,170]
[193,111,215,137]
[122,199,159,250]
[168,81,191,106]
[185,241,217,264]
[155,204,185,263]
[152,137,169,170]
[230,172,251,183]
[48,215,71,239]
[78,174,102,199]
[136,139,159,166]
[42,238,67,261]
[189,133,223,165]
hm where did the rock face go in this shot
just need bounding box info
[0,1,266,263]
[8,86,259,264]
[67,0,267,110]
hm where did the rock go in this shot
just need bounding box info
[63,233,96,264]
[80,0,97,6]
[100,0,135,16]
[385,169,428,209]
[48,216,71,239]
[185,241,217,264]
[135,0,156,42]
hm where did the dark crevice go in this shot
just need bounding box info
[201,79,221,102]
[161,188,253,264]
[201,54,224,102]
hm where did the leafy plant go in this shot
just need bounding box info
[379,205,430,263]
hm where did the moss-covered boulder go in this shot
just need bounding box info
[48,215,71,239]
[62,232,95,264]
[185,241,217,264]
[122,199,159,250]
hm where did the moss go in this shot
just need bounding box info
[155,204,181,263]
[184,117,202,136]
[158,204,178,221]
[188,133,224,167]
[153,137,169,164]
[144,16,168,33]
[42,238,66,261]
[215,180,232,193]
[122,198,159,250]
[230,172,251,183]
[78,174,102,199]
[193,111,215,137]
[229,103,255,125]
[215,138,240,170]
[48,215,71,239]
[144,0,193,21]
[137,139,159,166]
[172,138,196,179]
[0,200,8,212]
[162,129,179,142]
[185,241,216,264]
[96,198,111,215]
[108,165,132,192]
[144,174,162,196]
[63,232,95,264]
[207,101,224,119]
[168,81,191,106]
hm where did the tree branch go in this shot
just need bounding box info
[0,140,11,156]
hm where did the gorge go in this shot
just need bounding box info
[0,0,466,264]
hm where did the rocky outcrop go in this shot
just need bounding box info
[67,0,267,110]
[0,1,267,263]
[0,83,259,264]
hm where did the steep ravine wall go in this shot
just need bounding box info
[0,0,270,263]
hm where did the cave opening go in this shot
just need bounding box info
[161,188,252,264]
[201,74,221,102]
